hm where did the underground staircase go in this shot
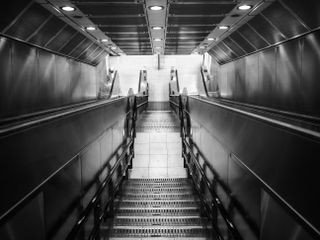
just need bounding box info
[105,178,212,239]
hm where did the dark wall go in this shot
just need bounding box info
[0,36,98,119]
[218,30,320,117]
[0,98,127,239]
[188,96,319,240]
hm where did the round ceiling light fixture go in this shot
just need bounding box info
[86,26,96,31]
[199,46,206,49]
[149,6,164,11]
[207,37,216,41]
[238,4,252,10]
[154,38,162,42]
[111,46,117,50]
[61,6,75,12]
[152,26,163,30]
[101,39,109,43]
[218,25,229,30]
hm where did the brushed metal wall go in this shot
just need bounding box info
[218,30,320,117]
[0,98,127,239]
[0,35,98,120]
[187,96,318,239]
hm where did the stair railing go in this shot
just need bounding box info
[66,94,148,240]
[170,93,243,240]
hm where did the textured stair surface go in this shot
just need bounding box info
[103,178,212,239]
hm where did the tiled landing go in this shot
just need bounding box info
[129,111,187,179]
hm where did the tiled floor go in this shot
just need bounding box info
[129,111,187,179]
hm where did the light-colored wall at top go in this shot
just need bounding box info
[109,54,203,101]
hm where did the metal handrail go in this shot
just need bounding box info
[189,96,320,139]
[66,139,133,240]
[0,97,126,137]
[183,139,243,240]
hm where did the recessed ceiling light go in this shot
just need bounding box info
[152,26,163,30]
[207,37,216,41]
[199,46,206,49]
[149,6,164,11]
[101,39,109,43]
[154,38,162,42]
[61,6,75,12]
[238,4,252,10]
[86,26,96,31]
[218,25,229,30]
[111,46,117,50]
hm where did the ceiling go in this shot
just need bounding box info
[35,0,273,56]
[2,0,319,64]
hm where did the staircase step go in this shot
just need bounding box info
[108,226,212,238]
[112,216,208,226]
[115,200,199,208]
[119,193,197,201]
[121,188,194,194]
[115,207,200,216]
[126,178,190,183]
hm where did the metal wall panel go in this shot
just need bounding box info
[244,54,259,105]
[258,48,277,108]
[38,50,56,109]
[215,29,320,117]
[0,98,127,229]
[238,24,268,50]
[0,193,46,240]
[43,158,81,239]
[261,190,314,240]
[0,38,12,118]
[228,157,260,240]
[11,40,38,116]
[301,31,320,116]
[0,36,98,119]
[187,96,320,237]
[54,56,71,106]
[275,39,302,113]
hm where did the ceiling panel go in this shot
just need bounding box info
[168,16,223,26]
[280,0,320,29]
[6,3,51,40]
[237,24,269,50]
[248,14,286,45]
[262,1,308,39]
[170,4,235,15]
[76,3,144,16]
[89,17,147,26]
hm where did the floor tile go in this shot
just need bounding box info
[133,154,149,167]
[135,133,149,143]
[166,132,181,143]
[149,155,167,167]
[150,143,167,154]
[129,167,149,178]
[149,168,167,178]
[149,133,166,143]
[134,143,149,154]
[168,154,183,167]
[167,143,181,154]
